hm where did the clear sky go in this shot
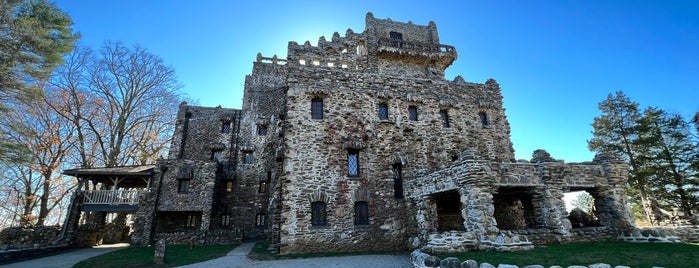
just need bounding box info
[53,0,698,162]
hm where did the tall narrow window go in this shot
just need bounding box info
[389,31,403,47]
[178,179,190,194]
[256,213,266,227]
[408,106,418,121]
[354,201,369,225]
[378,103,389,120]
[243,151,253,164]
[311,97,323,119]
[440,110,450,128]
[311,201,327,226]
[221,121,231,133]
[347,149,359,177]
[225,181,234,192]
[258,180,267,193]
[479,111,489,127]
[393,164,404,199]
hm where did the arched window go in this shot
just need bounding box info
[311,201,327,226]
[311,97,324,119]
[354,201,369,225]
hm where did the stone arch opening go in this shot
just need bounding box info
[493,187,540,230]
[432,190,464,231]
[565,188,604,228]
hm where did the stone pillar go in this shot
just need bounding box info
[153,239,167,265]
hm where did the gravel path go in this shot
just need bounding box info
[178,242,412,268]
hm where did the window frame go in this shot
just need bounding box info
[242,151,254,164]
[378,103,389,120]
[408,106,418,121]
[440,109,450,128]
[257,125,268,136]
[479,111,489,127]
[311,97,324,120]
[393,163,404,199]
[354,201,370,225]
[311,201,327,226]
[220,214,231,227]
[177,179,190,194]
[347,148,360,177]
[221,121,231,133]
[256,213,266,227]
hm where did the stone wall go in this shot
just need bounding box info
[0,226,60,250]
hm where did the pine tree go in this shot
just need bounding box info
[588,91,661,224]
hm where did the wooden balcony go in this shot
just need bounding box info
[80,190,146,212]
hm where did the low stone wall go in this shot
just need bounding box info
[618,226,699,243]
[570,227,616,243]
[0,226,61,250]
[420,231,534,254]
[410,249,652,268]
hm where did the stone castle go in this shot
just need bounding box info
[60,13,636,254]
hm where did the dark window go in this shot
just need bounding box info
[408,106,418,121]
[393,164,404,199]
[256,213,266,227]
[440,110,450,128]
[211,150,222,161]
[378,103,389,120]
[243,151,253,164]
[221,121,231,133]
[389,31,403,47]
[311,97,323,119]
[221,214,231,227]
[257,125,268,136]
[354,201,369,225]
[479,111,489,127]
[178,179,190,194]
[311,201,327,226]
[258,180,267,193]
[348,149,359,177]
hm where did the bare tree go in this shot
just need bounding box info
[0,88,78,226]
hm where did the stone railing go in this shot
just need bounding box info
[82,190,143,205]
[378,38,455,54]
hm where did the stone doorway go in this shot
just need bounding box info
[493,187,539,230]
[433,190,464,231]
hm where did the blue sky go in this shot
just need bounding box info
[53,0,698,162]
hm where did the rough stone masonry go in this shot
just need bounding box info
[126,12,636,254]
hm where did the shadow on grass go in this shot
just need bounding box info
[73,243,239,268]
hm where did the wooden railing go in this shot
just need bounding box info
[82,190,144,205]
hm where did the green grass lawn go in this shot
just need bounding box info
[438,242,699,268]
[73,243,239,268]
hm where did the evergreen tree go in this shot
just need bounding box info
[588,91,660,224]
[637,108,699,217]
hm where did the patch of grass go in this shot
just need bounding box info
[437,242,699,268]
[73,243,239,268]
[248,241,407,261]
